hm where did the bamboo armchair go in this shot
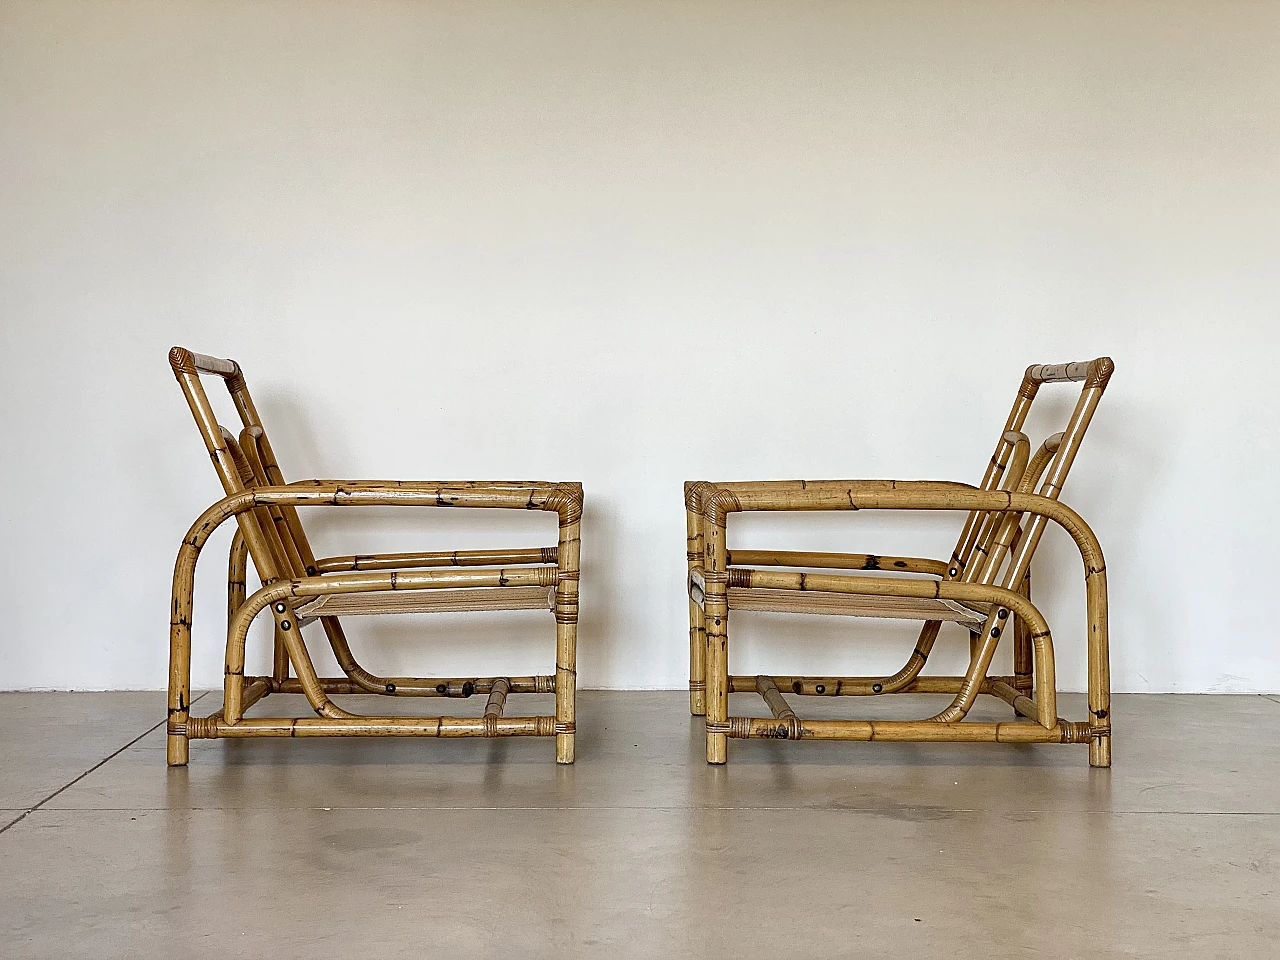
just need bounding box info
[686,358,1114,766]
[166,348,581,765]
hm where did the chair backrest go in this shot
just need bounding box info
[949,357,1114,592]
[169,347,321,586]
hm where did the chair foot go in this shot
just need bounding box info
[689,688,706,716]
[1089,737,1111,768]
[166,734,189,767]
[706,732,726,764]
[556,733,575,764]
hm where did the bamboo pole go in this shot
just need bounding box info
[685,481,710,715]
[553,488,582,763]
[484,678,511,736]
[755,676,796,720]
[726,550,947,576]
[313,548,557,572]
[728,675,1020,696]
[270,676,554,696]
[987,679,1037,719]
[192,716,557,738]
[704,489,733,763]
[729,717,1092,743]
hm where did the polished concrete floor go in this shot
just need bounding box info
[1,690,1278,958]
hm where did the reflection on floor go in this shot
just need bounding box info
[1,691,1278,958]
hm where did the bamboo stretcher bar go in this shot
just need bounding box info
[755,676,796,720]
[189,716,556,738]
[987,678,1038,719]
[267,676,555,696]
[484,679,511,735]
[726,717,1092,743]
[728,675,1022,696]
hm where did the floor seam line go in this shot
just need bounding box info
[0,692,209,837]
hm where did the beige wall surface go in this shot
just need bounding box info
[2,1,1277,691]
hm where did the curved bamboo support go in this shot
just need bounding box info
[729,568,1056,728]
[224,567,559,724]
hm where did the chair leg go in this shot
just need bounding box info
[1086,562,1111,768]
[168,557,195,767]
[689,599,706,716]
[704,514,729,764]
[685,492,707,715]
[555,513,581,764]
[1012,568,1033,713]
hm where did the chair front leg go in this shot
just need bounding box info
[685,482,710,716]
[554,504,581,764]
[1087,561,1111,768]
[167,541,200,766]
[704,510,730,764]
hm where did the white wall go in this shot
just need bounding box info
[2,1,1277,693]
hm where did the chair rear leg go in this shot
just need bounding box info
[1012,568,1034,711]
[685,490,708,715]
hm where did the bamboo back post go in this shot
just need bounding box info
[166,347,581,765]
[686,358,1114,767]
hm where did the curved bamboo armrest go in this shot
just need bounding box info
[175,482,582,592]
[699,481,1103,573]
[282,478,575,495]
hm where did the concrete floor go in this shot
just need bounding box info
[0,691,1277,958]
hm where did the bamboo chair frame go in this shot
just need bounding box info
[166,348,582,765]
[686,358,1114,766]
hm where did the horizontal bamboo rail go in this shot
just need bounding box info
[725,550,947,576]
[727,675,1027,696]
[726,717,1092,743]
[188,716,556,738]
[312,547,558,573]
[711,586,987,625]
[293,585,555,620]
[264,676,556,697]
